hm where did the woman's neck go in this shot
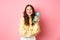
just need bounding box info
[29,15,31,18]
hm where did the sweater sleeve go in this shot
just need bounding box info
[19,17,31,37]
[32,21,41,36]
[18,17,26,37]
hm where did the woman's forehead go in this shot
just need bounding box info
[26,6,32,9]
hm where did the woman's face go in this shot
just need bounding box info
[26,6,33,16]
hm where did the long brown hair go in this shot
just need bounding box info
[23,4,35,26]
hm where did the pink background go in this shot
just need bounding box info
[0,0,60,40]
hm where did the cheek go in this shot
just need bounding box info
[31,10,33,13]
[29,10,33,14]
[26,10,30,15]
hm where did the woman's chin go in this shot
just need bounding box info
[28,15,31,16]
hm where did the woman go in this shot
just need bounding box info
[19,4,41,40]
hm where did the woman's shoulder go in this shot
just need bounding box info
[20,16,24,22]
[20,16,24,20]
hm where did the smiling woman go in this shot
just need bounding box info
[18,4,41,40]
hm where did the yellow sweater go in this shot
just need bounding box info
[19,17,41,37]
